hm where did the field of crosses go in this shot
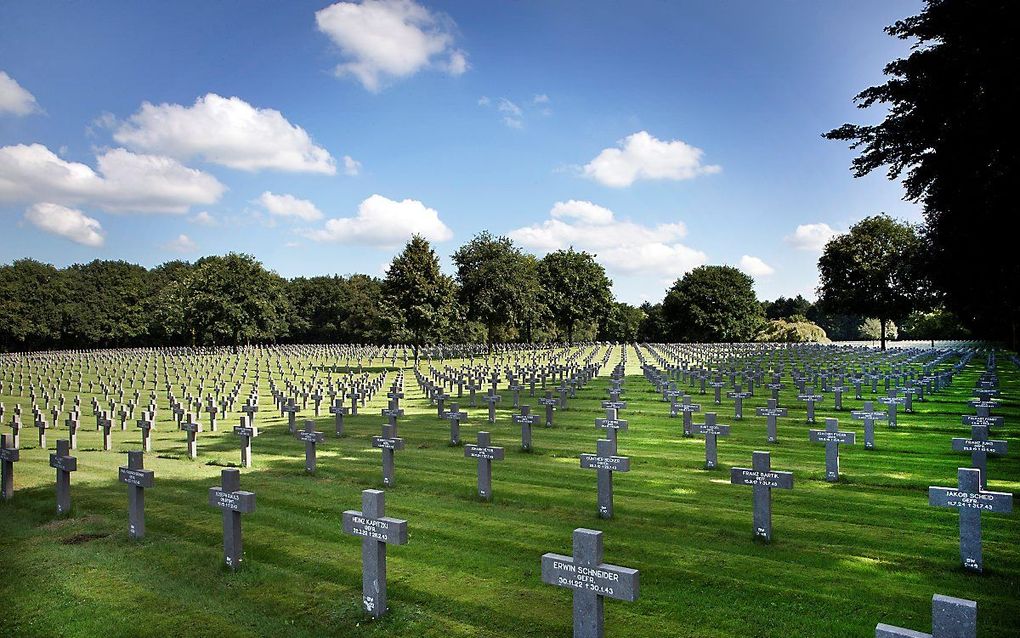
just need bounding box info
[0,343,1017,637]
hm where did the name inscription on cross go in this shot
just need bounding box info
[372,424,404,487]
[951,425,1006,489]
[728,386,752,420]
[464,431,504,500]
[879,390,906,428]
[928,467,1013,572]
[541,528,639,638]
[756,399,787,443]
[730,451,793,543]
[691,413,730,469]
[808,418,856,482]
[594,408,628,447]
[513,405,540,451]
[670,395,700,437]
[118,450,154,539]
[342,489,408,619]
[208,468,256,570]
[851,401,887,450]
[442,403,468,445]
[539,391,557,427]
[580,439,630,519]
[797,388,823,423]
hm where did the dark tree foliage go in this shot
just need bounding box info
[636,302,668,342]
[382,235,458,360]
[816,215,926,350]
[763,295,813,321]
[824,0,1018,345]
[598,302,645,342]
[537,248,613,343]
[62,260,150,347]
[662,266,764,342]
[0,259,65,350]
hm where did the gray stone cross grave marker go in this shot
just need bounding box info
[99,412,114,451]
[442,403,468,445]
[1,433,19,500]
[310,389,324,416]
[513,405,540,451]
[594,408,628,447]
[205,400,218,432]
[434,390,450,419]
[8,415,21,449]
[241,402,258,426]
[509,382,523,408]
[767,380,784,403]
[830,384,846,411]
[296,420,325,473]
[66,412,79,449]
[708,377,725,404]
[600,398,626,413]
[809,418,856,482]
[342,489,408,619]
[879,390,906,428]
[756,398,788,443]
[876,594,977,638]
[182,413,202,460]
[968,399,997,419]
[483,388,501,424]
[671,395,701,437]
[233,416,258,468]
[557,383,569,410]
[928,467,1013,572]
[539,391,557,427]
[951,425,1007,489]
[330,399,349,437]
[50,439,77,514]
[691,413,730,469]
[541,528,640,638]
[728,387,752,420]
[34,415,47,449]
[282,398,299,433]
[381,399,403,431]
[581,439,630,519]
[730,450,794,542]
[208,468,256,570]
[136,414,154,452]
[797,388,823,423]
[372,424,404,487]
[465,431,504,500]
[851,401,887,450]
[119,450,154,539]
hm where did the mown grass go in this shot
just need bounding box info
[0,347,1017,637]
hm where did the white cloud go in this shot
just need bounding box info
[316,0,467,92]
[303,193,453,246]
[477,96,491,107]
[509,201,707,279]
[503,117,523,129]
[533,94,549,104]
[257,191,324,222]
[189,211,217,226]
[497,98,522,117]
[785,222,837,251]
[739,255,775,277]
[163,233,197,254]
[24,203,104,247]
[583,131,721,188]
[0,71,39,116]
[113,93,336,174]
[0,143,225,213]
[342,155,362,176]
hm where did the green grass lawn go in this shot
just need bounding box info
[1,347,1017,637]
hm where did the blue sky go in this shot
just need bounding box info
[0,0,922,304]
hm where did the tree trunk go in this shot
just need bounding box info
[880,317,887,351]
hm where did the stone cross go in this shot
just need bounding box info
[49,439,77,514]
[233,416,259,468]
[594,408,628,447]
[296,420,325,473]
[513,405,540,451]
[539,391,557,427]
[541,528,639,638]
[756,399,787,443]
[876,594,977,638]
[670,395,700,437]
[330,399,349,437]
[879,390,905,428]
[1,433,19,500]
[381,399,403,431]
[136,415,154,452]
[99,412,114,451]
[8,415,21,449]
[34,415,47,449]
[797,388,823,423]
[442,403,468,445]
[691,413,730,469]
[182,413,202,460]
[808,418,856,482]
[730,450,793,542]
[372,424,404,487]
[208,468,256,570]
[241,402,258,425]
[951,425,1007,489]
[483,388,502,423]
[342,489,408,619]
[708,378,725,404]
[851,401,887,450]
[282,398,299,433]
[465,431,504,500]
[728,387,752,420]
[928,467,1012,572]
[119,450,154,539]
[580,439,630,518]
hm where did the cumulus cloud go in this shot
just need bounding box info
[0,71,40,116]
[189,211,217,226]
[739,255,775,277]
[583,131,721,188]
[0,143,225,213]
[509,200,707,279]
[316,0,468,92]
[163,234,197,254]
[257,191,324,222]
[533,94,549,104]
[785,222,837,252]
[24,203,104,247]
[342,155,362,176]
[302,193,453,246]
[113,94,336,174]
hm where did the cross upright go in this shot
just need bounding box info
[952,425,1007,488]
[205,400,218,432]
[513,405,540,451]
[483,387,502,424]
[594,408,628,447]
[442,403,468,445]
[541,528,640,638]
[233,416,259,468]
[241,402,259,426]
[95,410,114,451]
[580,438,630,518]
[296,419,325,473]
[809,418,856,481]
[434,390,450,419]
[929,467,1013,572]
[50,439,77,514]
[876,594,977,638]
[557,383,569,410]
[539,391,557,427]
[342,489,408,619]
[727,386,752,420]
[310,389,324,416]
[208,468,256,570]
[182,412,202,460]
[851,401,887,450]
[8,414,21,449]
[119,450,154,539]
[34,414,48,449]
[797,388,823,423]
[879,390,905,428]
[380,398,403,432]
[465,431,504,500]
[349,388,362,415]
[330,399,349,437]
[1,433,19,500]
[282,398,299,433]
[136,415,154,452]
[372,424,404,487]
[730,450,794,542]
[670,395,700,437]
[691,412,730,469]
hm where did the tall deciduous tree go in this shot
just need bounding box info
[816,215,925,350]
[537,248,613,343]
[662,266,763,342]
[0,259,65,350]
[62,260,150,347]
[452,232,536,344]
[598,302,646,342]
[382,235,457,360]
[824,0,1018,345]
